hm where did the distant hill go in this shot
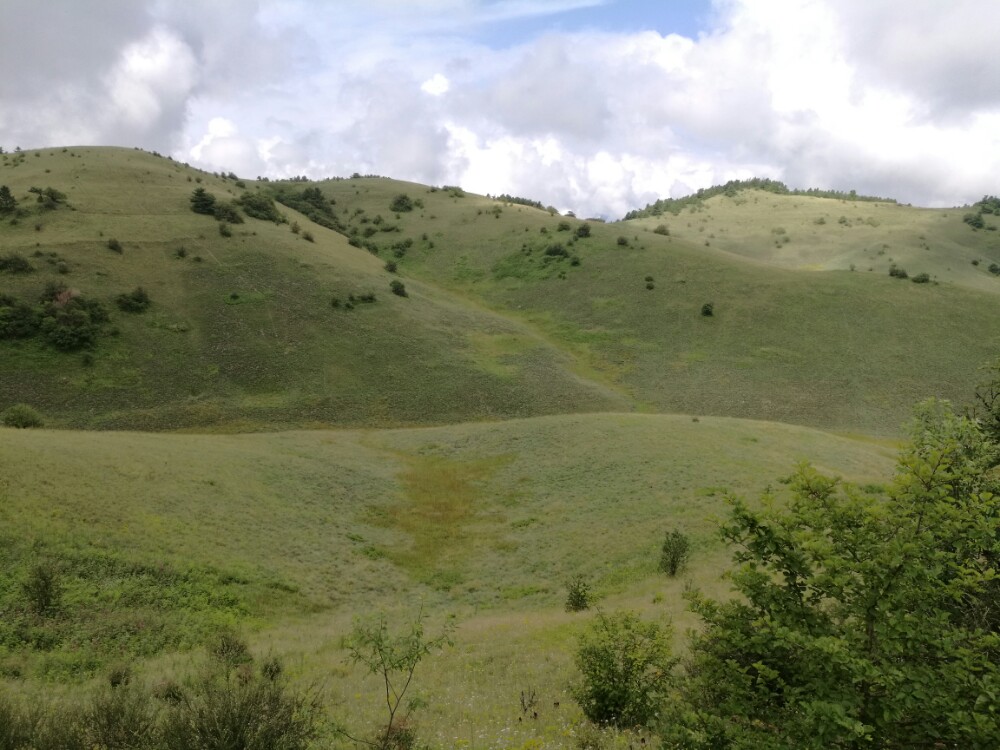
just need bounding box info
[2,148,1000,434]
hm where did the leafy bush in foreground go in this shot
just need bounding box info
[573,611,676,728]
[667,400,1000,748]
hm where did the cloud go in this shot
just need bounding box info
[4,0,1000,217]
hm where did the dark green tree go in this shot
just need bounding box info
[668,400,1000,749]
[190,187,216,215]
[0,185,16,213]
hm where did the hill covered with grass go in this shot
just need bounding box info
[0,147,625,430]
[0,413,896,744]
[4,147,1000,434]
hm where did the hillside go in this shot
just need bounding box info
[317,177,1000,435]
[0,413,896,742]
[4,147,999,434]
[0,147,625,430]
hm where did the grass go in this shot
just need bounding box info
[0,412,896,744]
[314,178,1000,435]
[1,148,991,744]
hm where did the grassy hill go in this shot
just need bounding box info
[0,147,625,430]
[316,177,1000,435]
[3,146,999,745]
[0,414,896,744]
[4,148,1000,434]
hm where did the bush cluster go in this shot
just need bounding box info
[0,284,109,350]
[0,640,320,750]
[116,287,151,313]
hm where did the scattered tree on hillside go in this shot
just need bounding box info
[190,187,216,215]
[665,400,1000,748]
[0,185,16,213]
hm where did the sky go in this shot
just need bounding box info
[2,0,999,218]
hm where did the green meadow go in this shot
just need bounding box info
[0,146,994,746]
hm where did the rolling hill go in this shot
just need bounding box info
[2,145,998,746]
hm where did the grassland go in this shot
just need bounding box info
[0,414,897,746]
[2,147,995,746]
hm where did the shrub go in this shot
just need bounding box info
[302,231,314,242]
[384,261,398,273]
[545,243,569,258]
[575,223,591,238]
[218,222,231,238]
[212,200,243,224]
[964,212,985,229]
[911,272,931,284]
[389,280,407,297]
[617,236,628,246]
[888,264,908,279]
[390,194,414,212]
[989,263,1000,276]
[22,562,61,613]
[700,302,714,317]
[557,221,572,231]
[565,575,592,612]
[116,287,151,313]
[86,685,158,750]
[572,611,676,728]
[237,192,283,222]
[0,296,41,339]
[209,632,253,670]
[107,238,123,254]
[0,252,34,274]
[653,224,669,235]
[160,662,320,750]
[2,403,44,428]
[659,529,690,576]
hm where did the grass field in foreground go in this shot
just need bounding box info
[1,413,897,746]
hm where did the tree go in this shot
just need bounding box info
[190,187,216,215]
[668,400,1000,749]
[573,610,677,729]
[342,609,453,749]
[659,529,690,577]
[0,185,16,213]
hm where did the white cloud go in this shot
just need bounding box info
[5,0,1000,216]
[421,74,451,96]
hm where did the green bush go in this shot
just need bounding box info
[390,194,414,212]
[218,222,232,238]
[389,280,407,297]
[22,562,61,613]
[575,223,591,238]
[0,252,34,274]
[888,264,908,279]
[107,238,123,254]
[617,236,628,246]
[653,224,669,235]
[302,231,314,242]
[659,529,690,576]
[384,261,398,273]
[700,302,714,317]
[911,272,931,284]
[572,611,676,728]
[212,201,243,224]
[237,192,283,223]
[2,403,44,428]
[116,287,151,313]
[565,575,592,612]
